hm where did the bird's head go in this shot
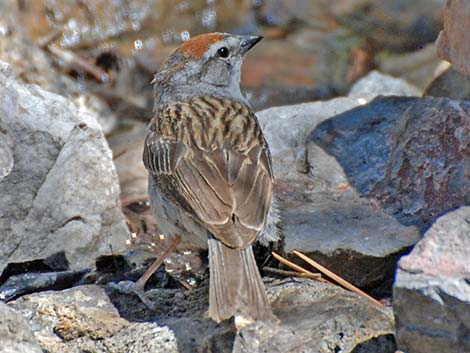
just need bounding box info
[153,33,262,105]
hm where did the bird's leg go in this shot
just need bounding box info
[115,235,181,309]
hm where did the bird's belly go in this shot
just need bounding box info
[148,176,209,250]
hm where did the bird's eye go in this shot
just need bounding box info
[217,47,230,58]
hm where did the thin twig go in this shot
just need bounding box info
[293,250,383,307]
[263,266,321,280]
[37,29,61,48]
[134,235,181,290]
[113,148,127,160]
[168,273,193,291]
[272,252,330,284]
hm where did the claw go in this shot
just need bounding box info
[109,235,182,309]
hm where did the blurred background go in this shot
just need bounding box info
[0,0,448,113]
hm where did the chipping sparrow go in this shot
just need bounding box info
[143,32,279,323]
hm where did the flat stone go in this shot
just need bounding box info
[0,63,129,273]
[394,206,470,353]
[0,302,42,353]
[282,194,420,290]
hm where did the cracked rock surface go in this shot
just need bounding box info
[394,206,470,353]
[0,62,129,272]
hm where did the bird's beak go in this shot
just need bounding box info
[240,35,263,55]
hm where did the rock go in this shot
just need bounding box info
[313,95,470,232]
[0,63,129,273]
[348,70,421,100]
[258,71,420,169]
[334,0,445,52]
[235,279,396,353]
[371,98,470,231]
[0,269,88,302]
[74,95,118,136]
[281,194,420,291]
[253,0,328,27]
[0,130,14,181]
[258,90,421,292]
[245,84,335,112]
[9,285,178,353]
[376,43,445,90]
[0,302,42,353]
[10,279,395,353]
[312,96,420,195]
[436,0,470,76]
[424,66,470,100]
[394,206,470,353]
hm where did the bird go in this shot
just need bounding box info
[142,32,279,323]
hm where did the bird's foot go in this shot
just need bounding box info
[108,280,156,310]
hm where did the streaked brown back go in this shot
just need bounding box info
[143,96,273,249]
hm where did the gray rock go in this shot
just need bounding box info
[0,64,129,273]
[425,66,470,100]
[10,280,395,353]
[394,206,470,353]
[281,194,420,290]
[349,70,421,100]
[9,285,178,353]
[237,278,396,353]
[0,130,14,181]
[0,302,42,353]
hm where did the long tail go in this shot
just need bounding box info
[208,236,273,323]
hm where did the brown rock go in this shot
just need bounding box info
[371,97,470,230]
[436,0,470,76]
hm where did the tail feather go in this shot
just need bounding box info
[208,236,273,322]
